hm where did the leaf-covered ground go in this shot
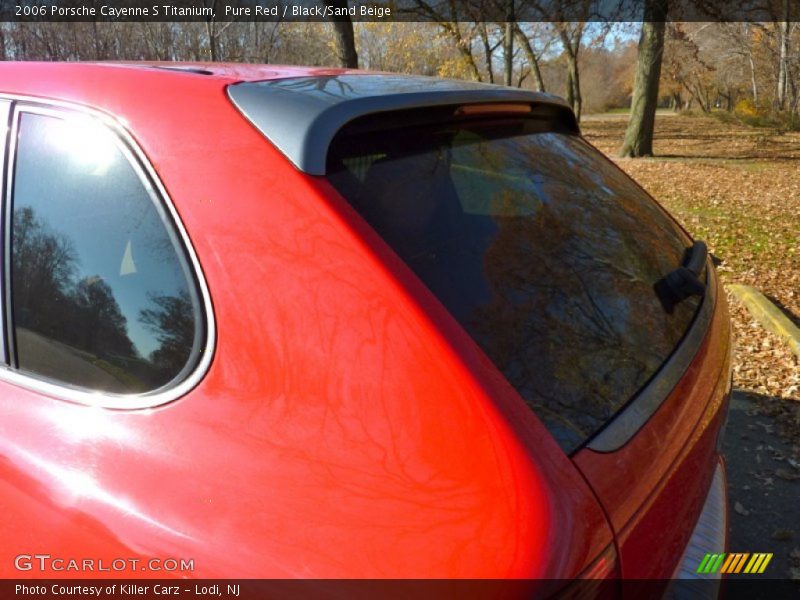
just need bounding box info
[582,112,800,441]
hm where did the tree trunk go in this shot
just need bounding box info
[443,23,482,82]
[619,0,668,158]
[455,37,482,81]
[563,54,582,121]
[478,23,494,84]
[91,21,107,61]
[514,23,545,92]
[776,2,790,111]
[748,52,759,106]
[557,25,583,122]
[671,92,682,112]
[326,1,358,68]
[695,81,711,112]
[565,69,575,113]
[789,74,799,115]
[504,21,513,86]
[503,0,514,86]
[204,0,219,61]
[205,21,218,61]
[568,56,582,121]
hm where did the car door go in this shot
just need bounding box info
[0,98,209,577]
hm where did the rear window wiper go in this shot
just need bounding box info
[655,240,708,313]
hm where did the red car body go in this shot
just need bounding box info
[0,63,731,583]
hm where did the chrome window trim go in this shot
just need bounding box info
[586,263,717,452]
[0,100,11,365]
[4,102,21,369]
[0,93,215,410]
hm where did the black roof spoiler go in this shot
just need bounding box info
[227,74,579,176]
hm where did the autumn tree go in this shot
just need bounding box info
[554,21,585,119]
[407,1,484,81]
[514,22,549,91]
[324,0,358,68]
[620,0,668,157]
[358,23,477,79]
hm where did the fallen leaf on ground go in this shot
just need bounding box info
[776,469,800,481]
[583,113,800,462]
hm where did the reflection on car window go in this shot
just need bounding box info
[11,111,201,394]
[328,117,701,453]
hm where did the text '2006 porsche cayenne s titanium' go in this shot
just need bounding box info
[0,63,730,587]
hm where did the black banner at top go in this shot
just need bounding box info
[2,0,799,23]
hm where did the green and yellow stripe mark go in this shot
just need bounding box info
[697,553,772,574]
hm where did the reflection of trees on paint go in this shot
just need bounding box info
[140,290,195,387]
[12,206,193,392]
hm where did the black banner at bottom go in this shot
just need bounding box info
[4,579,800,600]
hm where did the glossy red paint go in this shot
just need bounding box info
[0,63,615,580]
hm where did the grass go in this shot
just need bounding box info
[667,199,794,265]
[712,108,800,132]
[582,111,800,402]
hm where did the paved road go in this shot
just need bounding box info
[723,391,800,579]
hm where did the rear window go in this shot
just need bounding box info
[327,114,702,453]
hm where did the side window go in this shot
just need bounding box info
[9,110,202,395]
